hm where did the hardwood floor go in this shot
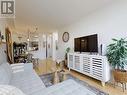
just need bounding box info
[35,58,127,95]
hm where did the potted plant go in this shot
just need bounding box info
[106,38,127,91]
[64,47,70,67]
[65,47,70,60]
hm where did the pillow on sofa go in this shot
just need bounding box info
[0,85,26,95]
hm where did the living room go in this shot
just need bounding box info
[0,0,127,95]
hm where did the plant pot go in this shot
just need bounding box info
[113,69,127,83]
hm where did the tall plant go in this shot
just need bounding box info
[106,38,127,70]
[65,47,70,60]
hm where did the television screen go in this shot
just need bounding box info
[74,38,81,52]
[87,34,98,52]
[74,34,98,52]
[80,37,87,52]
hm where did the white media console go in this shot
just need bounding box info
[67,53,110,86]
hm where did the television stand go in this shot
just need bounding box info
[67,53,110,86]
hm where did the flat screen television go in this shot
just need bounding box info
[74,34,98,52]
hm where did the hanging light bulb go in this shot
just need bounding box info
[27,29,30,42]
[27,38,30,41]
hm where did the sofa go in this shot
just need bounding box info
[0,62,96,95]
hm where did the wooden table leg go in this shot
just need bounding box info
[122,83,125,92]
[53,71,59,84]
[101,81,105,87]
[62,74,67,81]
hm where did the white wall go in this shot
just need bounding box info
[58,0,127,59]
[0,18,8,63]
[0,19,7,42]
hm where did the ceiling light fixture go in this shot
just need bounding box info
[27,38,30,41]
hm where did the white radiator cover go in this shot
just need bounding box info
[68,53,110,83]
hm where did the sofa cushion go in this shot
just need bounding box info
[10,70,46,95]
[0,63,12,84]
[2,62,12,79]
[0,85,26,95]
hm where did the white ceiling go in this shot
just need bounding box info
[15,0,114,29]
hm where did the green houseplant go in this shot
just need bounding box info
[106,38,127,70]
[64,47,70,67]
[65,47,70,60]
[106,38,127,91]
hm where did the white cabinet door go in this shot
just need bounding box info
[68,54,73,69]
[91,57,103,80]
[74,55,80,71]
[82,56,91,75]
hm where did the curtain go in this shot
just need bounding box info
[5,28,13,64]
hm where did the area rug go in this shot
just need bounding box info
[39,73,109,95]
